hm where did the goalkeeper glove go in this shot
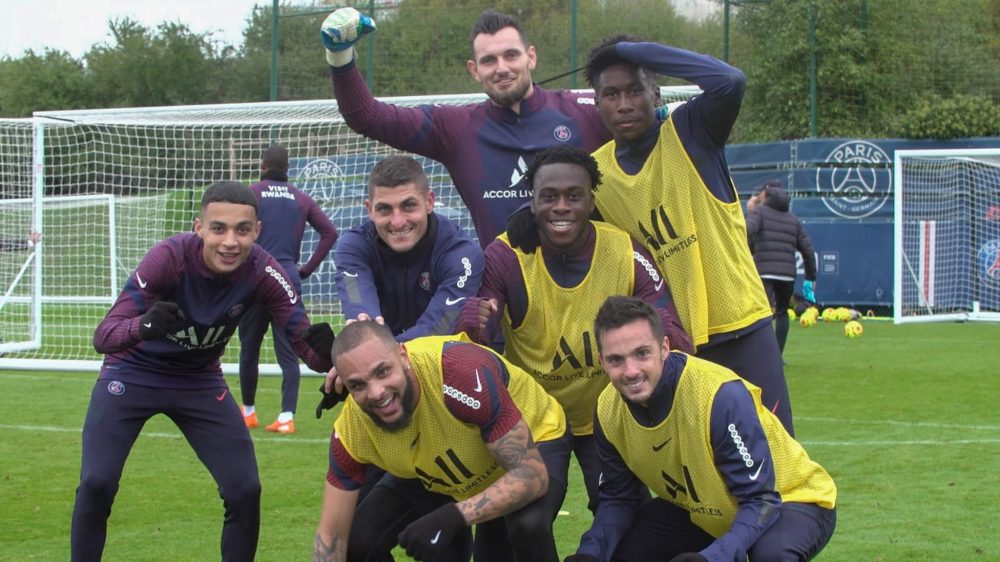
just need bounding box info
[398,503,467,561]
[505,204,540,254]
[139,301,185,340]
[315,380,348,419]
[321,7,377,67]
[802,279,816,304]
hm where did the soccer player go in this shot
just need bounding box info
[745,179,818,355]
[334,154,483,342]
[583,37,796,434]
[455,145,691,513]
[0,230,41,251]
[566,297,837,562]
[238,144,339,434]
[70,181,335,562]
[312,321,571,562]
[319,7,612,246]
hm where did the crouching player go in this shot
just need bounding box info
[313,321,571,562]
[71,181,335,561]
[565,297,836,562]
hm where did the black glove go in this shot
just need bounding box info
[505,205,539,254]
[669,554,708,562]
[564,555,600,562]
[315,381,348,419]
[139,301,185,340]
[303,323,335,360]
[397,503,467,561]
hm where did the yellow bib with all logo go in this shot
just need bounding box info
[597,354,836,537]
[499,222,635,435]
[335,334,565,500]
[591,121,771,348]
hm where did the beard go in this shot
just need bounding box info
[486,78,531,108]
[362,379,416,433]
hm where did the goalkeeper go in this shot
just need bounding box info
[319,7,612,247]
[70,181,335,561]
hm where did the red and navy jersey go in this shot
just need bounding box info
[326,340,523,490]
[335,213,484,341]
[250,178,338,281]
[332,64,611,247]
[94,233,331,388]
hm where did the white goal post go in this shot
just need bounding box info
[893,148,1000,324]
[0,86,701,372]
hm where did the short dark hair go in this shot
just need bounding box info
[470,9,528,53]
[525,146,602,193]
[200,181,257,214]
[584,34,647,89]
[261,144,289,172]
[333,320,397,367]
[594,296,664,354]
[367,155,429,196]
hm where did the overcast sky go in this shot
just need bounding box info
[0,0,268,59]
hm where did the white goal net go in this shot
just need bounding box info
[0,86,700,371]
[893,148,1000,324]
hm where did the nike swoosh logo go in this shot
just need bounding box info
[136,272,148,288]
[654,280,664,291]
[430,530,442,545]
[652,437,673,452]
[143,322,152,328]
[473,369,482,392]
[343,271,359,277]
[215,389,228,401]
[446,297,466,306]
[749,458,766,481]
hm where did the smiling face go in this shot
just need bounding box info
[366,182,434,253]
[530,162,595,252]
[467,26,537,111]
[337,337,419,432]
[598,318,670,408]
[193,201,260,274]
[595,62,658,144]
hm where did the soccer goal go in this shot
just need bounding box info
[893,148,1000,324]
[0,86,700,372]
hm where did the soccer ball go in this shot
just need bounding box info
[799,313,817,328]
[788,308,797,321]
[844,320,864,338]
[821,307,839,322]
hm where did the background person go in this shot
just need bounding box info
[745,179,817,355]
[319,7,612,246]
[582,35,795,435]
[71,181,335,562]
[313,321,571,562]
[238,144,338,434]
[566,296,837,562]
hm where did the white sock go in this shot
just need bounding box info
[242,405,255,416]
[277,411,294,423]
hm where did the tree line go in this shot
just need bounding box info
[1,0,997,142]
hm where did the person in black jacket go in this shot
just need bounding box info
[746,180,817,354]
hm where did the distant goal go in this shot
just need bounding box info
[893,148,1000,323]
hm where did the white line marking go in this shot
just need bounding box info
[797,416,999,431]
[0,423,330,444]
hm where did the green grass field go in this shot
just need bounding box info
[2,320,998,561]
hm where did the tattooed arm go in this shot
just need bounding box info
[456,418,549,525]
[313,482,358,562]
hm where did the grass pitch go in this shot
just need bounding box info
[2,320,998,561]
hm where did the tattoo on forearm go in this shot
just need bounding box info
[312,533,344,562]
[462,421,547,524]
